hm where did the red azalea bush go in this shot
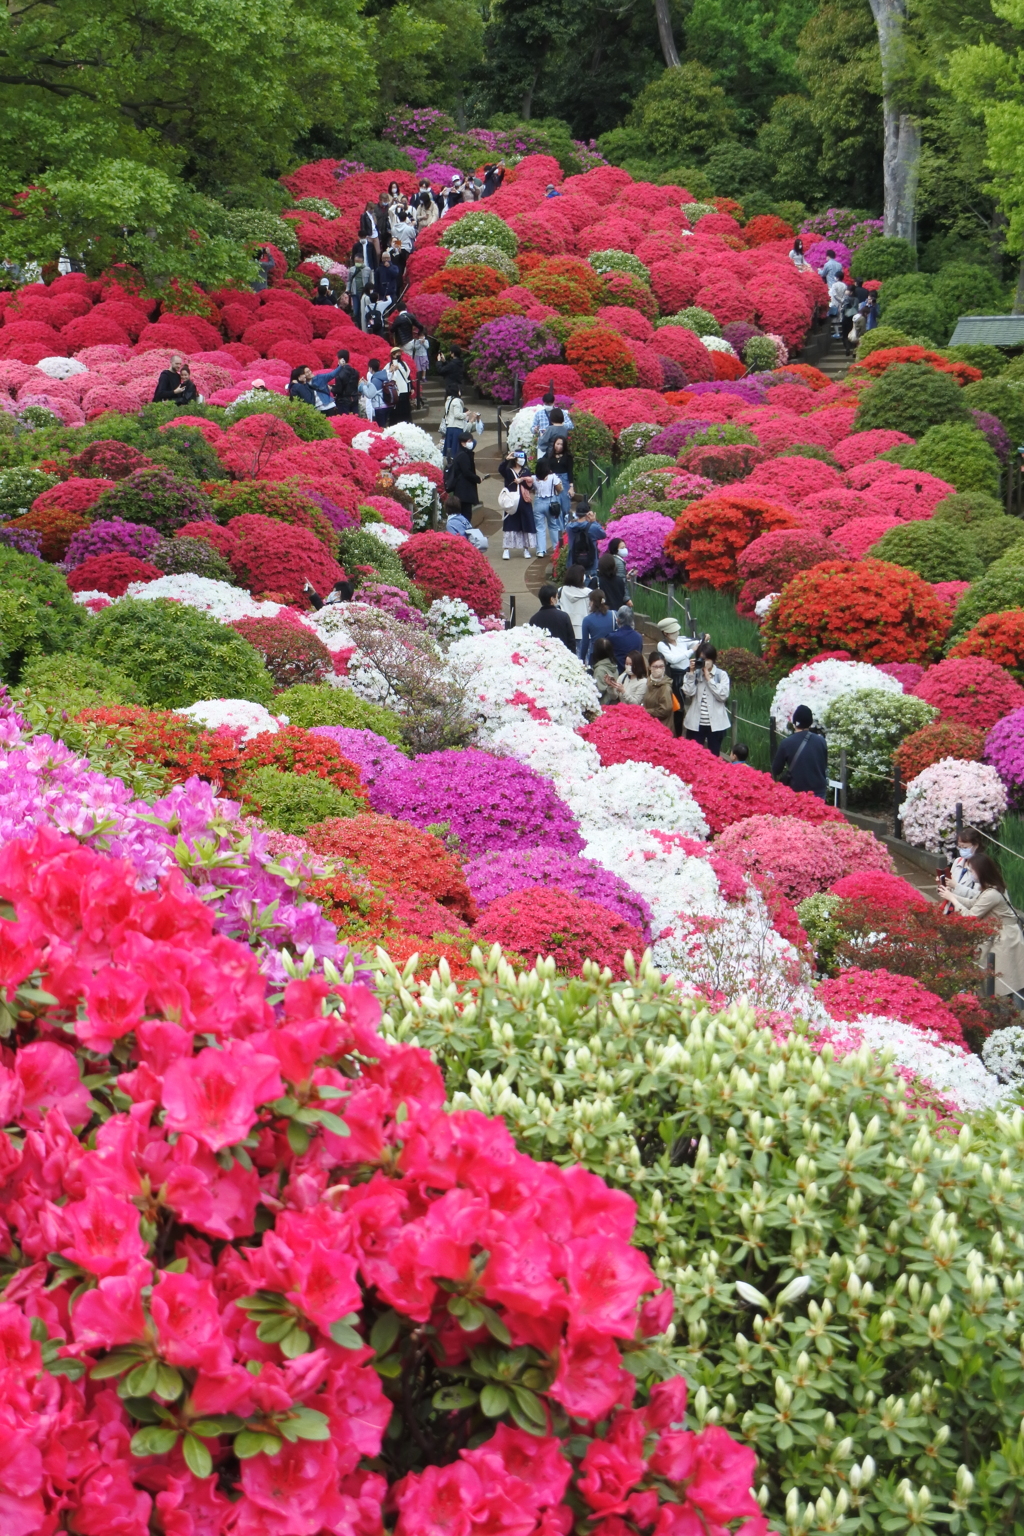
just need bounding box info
[422,264,509,301]
[763,559,951,664]
[791,488,888,536]
[949,611,1024,679]
[7,505,90,561]
[397,531,503,619]
[307,813,476,923]
[650,326,715,382]
[231,616,334,689]
[211,482,337,552]
[742,457,843,503]
[0,824,763,1536]
[476,887,645,980]
[844,463,955,521]
[75,704,246,787]
[433,296,521,350]
[893,719,987,781]
[831,429,915,469]
[711,351,748,381]
[817,966,967,1047]
[236,726,368,799]
[521,257,607,315]
[744,214,795,245]
[565,327,638,388]
[677,444,766,483]
[600,270,659,319]
[829,870,930,909]
[714,814,892,904]
[850,346,982,385]
[66,553,163,597]
[30,477,116,517]
[736,529,837,615]
[175,519,241,562]
[580,705,844,833]
[911,656,1024,730]
[595,305,655,342]
[830,516,902,560]
[68,439,155,480]
[664,493,797,588]
[648,260,703,314]
[227,515,345,605]
[522,363,585,399]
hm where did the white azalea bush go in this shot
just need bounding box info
[822,1015,1009,1114]
[384,420,444,468]
[451,625,600,732]
[361,521,409,551]
[36,355,88,379]
[900,757,1008,853]
[771,657,904,726]
[821,688,937,794]
[983,1025,1024,1085]
[425,596,482,646]
[484,719,602,787]
[564,762,710,841]
[174,699,282,740]
[121,574,284,624]
[394,471,437,530]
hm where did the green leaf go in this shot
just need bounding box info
[316,1083,346,1099]
[130,1425,179,1458]
[182,1433,213,1478]
[234,1430,282,1459]
[512,1385,547,1426]
[329,1319,363,1350]
[313,1108,350,1137]
[290,1408,331,1441]
[457,1302,485,1332]
[154,1364,184,1402]
[480,1306,511,1346]
[190,1416,243,1438]
[256,1313,297,1344]
[480,1383,510,1418]
[370,1310,401,1356]
[287,1120,310,1156]
[433,1384,479,1410]
[90,1351,141,1380]
[279,1325,312,1359]
[124,1359,159,1398]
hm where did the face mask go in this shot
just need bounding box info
[618,546,628,559]
[957,846,975,858]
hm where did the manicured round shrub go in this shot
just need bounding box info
[308,812,476,921]
[949,555,1024,638]
[912,655,1024,730]
[869,519,982,582]
[849,234,917,280]
[65,553,163,597]
[93,467,215,536]
[468,316,561,404]
[899,421,1001,496]
[397,531,503,619]
[230,516,345,606]
[893,717,987,782]
[984,706,1024,808]
[231,615,333,689]
[306,729,407,790]
[763,558,951,664]
[235,724,367,799]
[933,490,1006,527]
[949,611,1024,679]
[0,467,59,520]
[239,765,362,834]
[79,597,275,708]
[6,505,89,562]
[853,362,972,439]
[820,687,937,793]
[715,647,771,686]
[0,544,85,682]
[16,651,145,709]
[63,517,163,569]
[713,813,891,903]
[961,378,1024,444]
[211,482,337,551]
[68,438,154,479]
[817,965,964,1044]
[464,847,653,938]
[565,327,638,387]
[664,493,797,588]
[878,293,947,345]
[273,682,404,741]
[476,887,645,981]
[736,528,838,615]
[149,535,236,584]
[439,210,518,257]
[30,477,115,519]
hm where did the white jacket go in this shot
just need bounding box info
[682,664,731,732]
[658,637,699,671]
[558,584,591,639]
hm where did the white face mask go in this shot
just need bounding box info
[618,546,628,559]
[957,846,976,859]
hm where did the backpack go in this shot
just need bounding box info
[566,522,592,567]
[381,380,399,408]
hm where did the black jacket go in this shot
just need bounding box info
[153,369,181,403]
[376,264,400,303]
[391,311,415,346]
[530,604,578,652]
[330,363,360,413]
[288,379,317,407]
[436,356,464,395]
[447,447,481,504]
[599,572,626,611]
[313,289,337,306]
[772,729,829,798]
[538,449,573,481]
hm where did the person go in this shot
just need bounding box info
[288,365,316,405]
[580,588,614,665]
[436,346,464,396]
[443,175,467,211]
[656,617,699,737]
[330,350,360,415]
[771,704,829,798]
[591,637,620,706]
[393,209,417,262]
[304,577,355,609]
[606,536,628,581]
[840,283,860,355]
[537,435,574,524]
[387,348,412,423]
[609,605,643,668]
[682,642,730,755]
[863,291,879,331]
[531,460,560,559]
[254,248,275,290]
[358,205,380,268]
[818,248,844,285]
[153,354,187,403]
[728,741,750,764]
[565,503,604,580]
[314,276,338,307]
[403,324,430,410]
[788,237,808,271]
[828,275,849,338]
[348,256,372,327]
[498,448,536,558]
[390,307,416,348]
[414,189,438,232]
[359,359,386,424]
[446,505,489,551]
[446,430,481,523]
[537,406,574,458]
[940,830,982,913]
[942,853,1024,1002]
[440,391,482,461]
[289,360,346,415]
[597,551,626,612]
[532,388,557,435]
[559,564,591,643]
[529,583,577,652]
[376,252,400,307]
[617,650,648,705]
[483,162,505,197]
[643,653,675,728]
[545,183,561,198]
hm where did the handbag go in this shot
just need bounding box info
[497,487,518,512]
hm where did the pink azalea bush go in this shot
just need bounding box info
[465,846,655,938]
[912,657,1024,731]
[598,511,678,580]
[818,966,967,1048]
[714,814,892,904]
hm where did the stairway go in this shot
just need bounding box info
[817,332,852,384]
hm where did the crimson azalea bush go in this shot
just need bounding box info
[0,825,766,1536]
[397,532,503,619]
[664,494,797,589]
[893,719,987,782]
[30,476,115,518]
[817,965,966,1048]
[228,516,345,607]
[69,438,154,480]
[521,256,606,315]
[949,611,1024,679]
[762,559,951,664]
[66,553,163,597]
[735,529,837,616]
[911,656,1024,731]
[421,263,508,300]
[7,504,90,561]
[211,482,338,552]
[230,616,333,690]
[829,870,930,909]
[465,847,654,939]
[476,887,646,980]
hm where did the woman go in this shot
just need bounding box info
[580,588,614,665]
[168,361,198,405]
[414,190,438,232]
[447,431,481,523]
[643,653,675,727]
[606,536,628,580]
[287,365,315,406]
[440,392,481,460]
[357,205,380,269]
[591,638,620,707]
[531,461,560,560]
[403,324,430,411]
[388,348,412,423]
[943,853,1024,1002]
[537,435,574,525]
[597,551,626,612]
[559,564,591,643]
[941,830,981,913]
[682,643,731,755]
[498,448,537,559]
[788,237,808,270]
[617,651,647,705]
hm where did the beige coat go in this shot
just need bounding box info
[558,584,591,640]
[946,884,1024,999]
[643,675,675,726]
[618,672,647,705]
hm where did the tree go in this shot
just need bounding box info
[947,0,1024,261]
[653,0,681,67]
[362,0,484,112]
[626,61,736,162]
[682,0,818,136]
[867,0,920,240]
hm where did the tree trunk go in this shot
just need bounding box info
[455,90,466,131]
[1013,255,1024,315]
[653,0,681,69]
[869,0,919,244]
[521,70,538,120]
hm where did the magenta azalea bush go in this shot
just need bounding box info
[369,747,584,857]
[985,706,1024,807]
[309,725,408,788]
[64,517,163,570]
[465,846,655,939]
[468,316,561,403]
[599,511,678,581]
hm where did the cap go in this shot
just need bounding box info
[616,605,633,624]
[656,618,681,636]
[792,705,814,728]
[250,378,266,389]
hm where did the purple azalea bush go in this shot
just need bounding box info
[464,847,654,939]
[686,379,766,406]
[64,518,163,570]
[971,410,1012,464]
[303,489,361,533]
[468,317,561,403]
[652,354,686,392]
[309,726,408,788]
[802,239,852,271]
[802,209,884,251]
[369,748,583,858]
[0,526,42,557]
[648,420,727,456]
[722,321,762,353]
[354,582,426,626]
[599,511,678,581]
[985,707,1024,807]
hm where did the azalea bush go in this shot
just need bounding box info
[763,560,951,665]
[93,466,216,535]
[66,552,163,597]
[476,886,646,980]
[231,615,333,690]
[949,611,1024,679]
[897,422,1002,497]
[912,656,1024,731]
[468,316,560,403]
[893,719,987,782]
[983,707,1024,807]
[714,812,893,904]
[736,529,837,616]
[948,557,1024,640]
[821,688,937,794]
[465,846,654,938]
[307,812,476,922]
[600,512,678,581]
[274,683,404,742]
[397,531,503,620]
[853,362,972,439]
[870,520,982,583]
[900,756,1008,852]
[664,494,796,589]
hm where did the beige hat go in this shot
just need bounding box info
[656,617,681,636]
[250,378,266,389]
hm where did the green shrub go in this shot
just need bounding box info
[961,379,1024,445]
[274,682,405,742]
[223,396,336,442]
[438,211,518,258]
[849,234,916,280]
[444,245,518,282]
[336,527,410,591]
[878,293,949,346]
[933,260,1007,321]
[567,409,615,463]
[16,652,144,707]
[677,422,758,451]
[93,468,215,536]
[943,343,1008,377]
[658,306,722,339]
[79,598,275,708]
[0,546,85,684]
[617,453,675,492]
[217,207,300,267]
[588,249,650,283]
[853,362,972,439]
[948,556,1024,636]
[148,424,229,483]
[377,955,1024,1533]
[12,654,160,795]
[742,334,781,371]
[897,422,1001,497]
[150,536,236,583]
[0,466,58,520]
[933,490,1006,527]
[795,891,847,973]
[821,687,938,793]
[870,518,983,582]
[966,519,1024,568]
[240,764,361,833]
[878,272,933,308]
[854,325,913,361]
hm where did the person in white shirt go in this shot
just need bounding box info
[682,643,731,756]
[656,617,701,738]
[531,467,560,558]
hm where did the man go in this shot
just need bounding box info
[818,248,844,285]
[376,252,400,305]
[330,349,360,415]
[436,346,465,397]
[564,502,604,579]
[545,183,561,198]
[348,256,372,329]
[531,388,557,435]
[608,606,643,668]
[482,162,505,198]
[153,354,186,403]
[530,583,577,652]
[771,704,829,799]
[403,324,430,410]
[537,406,574,458]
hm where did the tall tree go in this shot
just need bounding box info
[653,0,681,66]
[868,0,920,240]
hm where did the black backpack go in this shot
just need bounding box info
[566,522,591,567]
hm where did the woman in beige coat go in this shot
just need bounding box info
[943,852,1024,1001]
[643,653,675,728]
